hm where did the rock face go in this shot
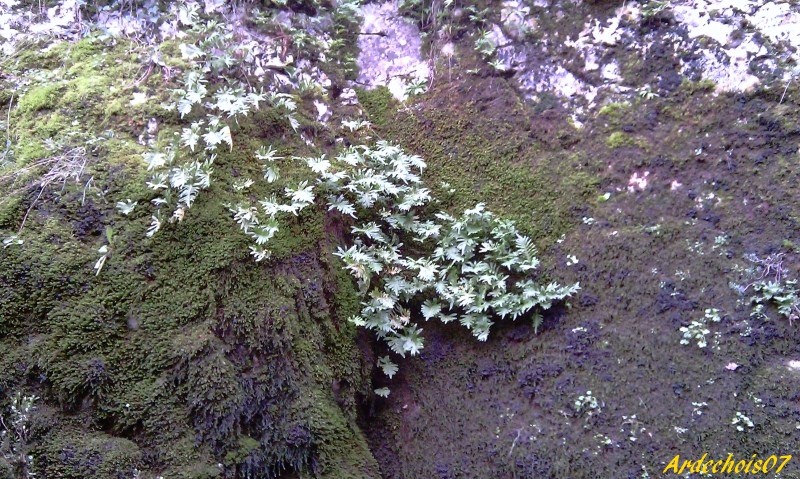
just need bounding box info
[351,1,800,478]
[355,0,799,112]
[357,1,430,101]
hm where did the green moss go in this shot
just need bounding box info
[0,218,91,337]
[606,131,634,149]
[62,74,112,105]
[782,239,799,253]
[157,435,220,479]
[156,40,191,71]
[9,41,68,71]
[0,184,373,476]
[300,391,381,479]
[35,430,141,479]
[330,256,360,320]
[0,456,13,478]
[681,78,717,95]
[0,16,384,479]
[358,82,598,249]
[103,97,125,118]
[597,102,631,123]
[41,112,71,136]
[25,36,144,135]
[224,436,261,465]
[355,87,397,128]
[0,196,21,228]
[0,87,12,106]
[14,139,49,163]
[17,83,62,113]
[68,36,107,63]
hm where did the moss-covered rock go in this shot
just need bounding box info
[35,431,142,479]
[0,13,380,479]
[357,81,599,250]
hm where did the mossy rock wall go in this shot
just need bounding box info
[0,195,380,478]
[0,21,379,479]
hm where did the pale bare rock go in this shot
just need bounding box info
[356,1,430,101]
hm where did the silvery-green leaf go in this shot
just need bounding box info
[179,183,199,207]
[177,98,194,118]
[170,167,189,188]
[203,126,231,150]
[116,200,137,215]
[194,164,212,189]
[247,91,267,109]
[177,3,200,25]
[219,125,233,151]
[143,152,166,171]
[288,115,300,132]
[94,254,108,276]
[416,260,438,282]
[285,180,315,205]
[327,195,356,218]
[352,222,385,242]
[249,246,272,262]
[179,43,205,60]
[264,166,279,183]
[377,356,398,378]
[146,172,169,190]
[348,315,367,327]
[374,387,391,398]
[306,155,331,174]
[145,215,162,238]
[233,178,254,191]
[180,122,202,151]
[255,145,283,162]
[2,235,23,248]
[421,300,441,320]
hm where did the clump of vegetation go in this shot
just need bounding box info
[128,0,580,395]
[399,0,492,42]
[679,308,721,348]
[138,3,314,235]
[574,390,601,419]
[597,102,630,119]
[0,392,38,479]
[680,78,716,95]
[606,131,634,149]
[640,0,668,19]
[227,139,579,392]
[0,1,381,477]
[474,29,509,72]
[734,253,800,325]
[731,411,754,432]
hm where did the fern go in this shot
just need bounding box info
[378,356,399,378]
[115,200,137,216]
[121,3,580,396]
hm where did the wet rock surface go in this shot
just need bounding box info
[354,1,800,477]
